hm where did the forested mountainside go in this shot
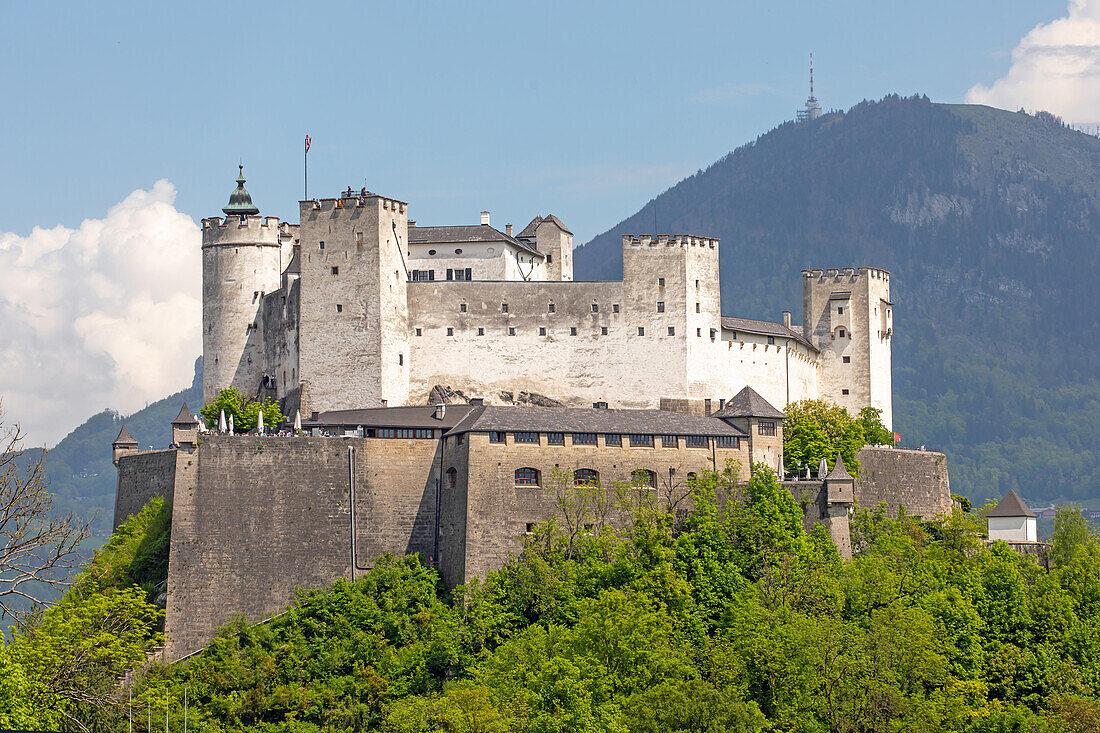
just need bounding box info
[39,358,201,536]
[576,95,1100,506]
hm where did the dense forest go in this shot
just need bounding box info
[7,466,1100,732]
[576,95,1100,506]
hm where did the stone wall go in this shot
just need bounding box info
[854,446,951,519]
[113,449,178,529]
[442,432,747,586]
[163,434,441,659]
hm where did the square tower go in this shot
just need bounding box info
[802,267,893,429]
[297,192,411,413]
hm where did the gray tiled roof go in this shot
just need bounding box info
[409,225,544,257]
[304,405,478,430]
[987,489,1037,518]
[825,453,854,481]
[113,424,138,446]
[284,247,301,275]
[720,316,818,352]
[516,213,573,239]
[710,386,786,419]
[172,403,199,426]
[444,405,746,437]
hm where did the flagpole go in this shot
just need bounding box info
[304,136,308,201]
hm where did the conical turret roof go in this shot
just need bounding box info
[825,452,854,482]
[113,424,138,447]
[172,402,199,427]
[711,386,786,419]
[222,164,260,217]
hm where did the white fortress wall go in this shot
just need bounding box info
[407,241,546,282]
[406,279,689,408]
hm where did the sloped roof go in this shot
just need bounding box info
[987,489,1037,518]
[711,386,786,420]
[408,224,543,257]
[304,405,478,430]
[113,425,138,446]
[284,246,301,275]
[444,405,746,437]
[516,213,573,239]
[172,403,199,426]
[825,453,854,482]
[720,316,818,352]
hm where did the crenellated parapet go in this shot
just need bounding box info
[622,234,720,249]
[299,192,408,216]
[803,266,890,283]
[201,215,283,247]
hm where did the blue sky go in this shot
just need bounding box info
[0,0,1064,242]
[1,0,1089,445]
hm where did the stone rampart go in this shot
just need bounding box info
[113,450,177,529]
[854,446,951,519]
[163,435,441,659]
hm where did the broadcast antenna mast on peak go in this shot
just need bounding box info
[797,53,822,122]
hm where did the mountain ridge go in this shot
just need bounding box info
[576,94,1100,505]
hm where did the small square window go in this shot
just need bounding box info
[446,327,454,336]
[477,328,485,336]
[570,327,577,336]
[601,326,608,335]
[696,303,701,313]
[539,327,547,336]
[398,354,404,365]
[656,302,665,313]
[695,279,699,289]
[319,241,325,249]
[668,326,675,336]
[662,435,678,448]
[658,277,665,287]
[767,336,775,345]
[605,434,622,446]
[489,431,505,443]
[843,356,851,363]
[336,304,343,313]
[460,303,467,313]
[547,254,553,263]
[548,303,555,313]
[592,303,598,312]
[415,328,422,336]
[837,306,844,314]
[613,304,620,313]
[525,522,535,534]
[509,327,516,336]
[842,389,850,395]
[839,329,846,338]
[502,303,508,313]
[638,327,645,336]
[331,266,339,275]
[697,328,701,337]
[547,432,564,445]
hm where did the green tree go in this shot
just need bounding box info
[200,386,283,433]
[858,406,894,446]
[1051,507,1093,568]
[783,400,865,476]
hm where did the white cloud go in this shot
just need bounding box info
[0,181,200,447]
[966,0,1100,121]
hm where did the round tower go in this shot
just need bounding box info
[202,166,282,404]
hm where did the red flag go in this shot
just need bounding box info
[305,134,311,153]
[894,432,901,444]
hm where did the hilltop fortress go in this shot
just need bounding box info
[203,169,893,427]
[114,170,949,661]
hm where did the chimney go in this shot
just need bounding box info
[480,211,490,226]
[783,311,792,328]
[469,397,484,406]
[434,404,446,420]
[506,223,513,237]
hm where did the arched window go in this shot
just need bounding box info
[631,469,657,488]
[515,467,541,487]
[574,468,599,485]
[446,467,457,489]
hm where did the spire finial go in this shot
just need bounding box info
[810,53,814,98]
[223,163,259,217]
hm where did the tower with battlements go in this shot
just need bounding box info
[201,167,284,404]
[802,267,893,428]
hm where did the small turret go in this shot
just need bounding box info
[823,452,854,558]
[171,402,200,450]
[112,425,139,466]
